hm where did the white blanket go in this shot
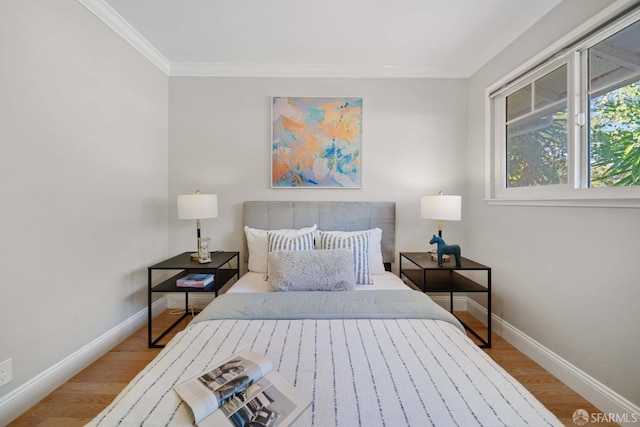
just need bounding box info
[89,291,561,426]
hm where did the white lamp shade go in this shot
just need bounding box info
[177,194,218,219]
[420,195,461,221]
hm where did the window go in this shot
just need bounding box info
[488,8,640,206]
[588,19,640,188]
[506,64,568,188]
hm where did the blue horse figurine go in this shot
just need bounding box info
[429,235,461,267]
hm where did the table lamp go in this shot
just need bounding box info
[420,191,461,238]
[177,190,218,260]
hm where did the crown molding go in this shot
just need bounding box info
[169,62,469,78]
[78,0,469,78]
[77,0,471,78]
[77,0,171,75]
[77,0,466,79]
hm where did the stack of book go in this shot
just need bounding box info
[176,274,214,288]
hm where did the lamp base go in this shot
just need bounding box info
[191,252,212,263]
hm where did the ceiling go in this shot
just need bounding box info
[85,0,563,77]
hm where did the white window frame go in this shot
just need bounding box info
[486,2,640,207]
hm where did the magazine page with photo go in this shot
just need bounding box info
[174,349,311,426]
[201,370,311,427]
[175,349,272,423]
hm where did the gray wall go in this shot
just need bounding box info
[466,0,639,407]
[0,0,168,404]
[167,77,468,262]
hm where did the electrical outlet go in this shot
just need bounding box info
[0,359,12,387]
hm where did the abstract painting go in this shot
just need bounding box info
[272,96,362,188]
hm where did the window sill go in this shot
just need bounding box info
[486,193,640,208]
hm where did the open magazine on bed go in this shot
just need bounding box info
[174,349,311,427]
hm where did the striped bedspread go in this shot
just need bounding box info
[88,292,562,426]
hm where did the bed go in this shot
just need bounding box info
[88,201,562,426]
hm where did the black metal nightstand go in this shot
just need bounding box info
[147,251,239,348]
[400,252,491,348]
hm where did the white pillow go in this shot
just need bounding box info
[267,249,356,291]
[315,228,385,274]
[319,231,372,285]
[244,224,317,273]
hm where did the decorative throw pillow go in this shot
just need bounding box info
[244,225,317,273]
[265,230,315,279]
[319,231,372,285]
[267,230,315,252]
[315,228,385,274]
[267,249,356,291]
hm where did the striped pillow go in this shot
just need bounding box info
[266,230,315,279]
[319,231,372,285]
[267,230,315,252]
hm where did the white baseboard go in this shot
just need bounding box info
[428,294,467,312]
[466,298,640,423]
[167,294,215,309]
[0,297,167,425]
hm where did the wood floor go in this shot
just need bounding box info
[9,311,617,427]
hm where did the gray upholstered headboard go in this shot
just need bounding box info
[243,201,396,265]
